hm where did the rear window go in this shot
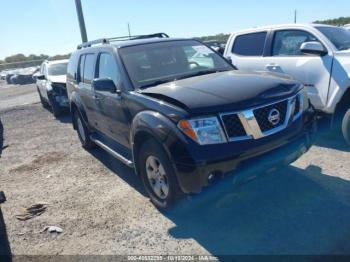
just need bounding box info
[232,32,267,56]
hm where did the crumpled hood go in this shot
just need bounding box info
[47,75,66,84]
[140,70,302,114]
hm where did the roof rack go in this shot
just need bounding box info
[77,33,169,49]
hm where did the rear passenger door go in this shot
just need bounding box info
[93,52,130,148]
[77,53,99,129]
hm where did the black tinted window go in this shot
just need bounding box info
[97,53,119,85]
[272,30,318,56]
[83,54,96,84]
[232,32,267,56]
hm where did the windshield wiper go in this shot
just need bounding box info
[176,68,232,81]
[139,78,176,89]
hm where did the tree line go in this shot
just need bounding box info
[314,16,350,26]
[0,53,70,65]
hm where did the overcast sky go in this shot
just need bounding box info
[0,0,349,59]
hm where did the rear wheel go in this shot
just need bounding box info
[342,108,350,146]
[138,139,183,209]
[73,110,95,149]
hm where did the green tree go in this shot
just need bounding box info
[196,33,230,43]
[314,16,350,26]
[4,54,27,63]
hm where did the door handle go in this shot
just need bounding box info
[265,64,283,73]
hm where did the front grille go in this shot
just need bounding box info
[253,100,288,132]
[52,83,67,96]
[221,114,246,138]
[220,95,301,141]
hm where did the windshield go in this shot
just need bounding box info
[119,40,233,89]
[316,26,350,51]
[48,62,68,76]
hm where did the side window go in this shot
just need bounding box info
[67,53,78,80]
[232,32,267,56]
[83,54,96,85]
[78,55,85,83]
[40,64,45,74]
[272,30,318,56]
[41,64,47,76]
[97,53,120,85]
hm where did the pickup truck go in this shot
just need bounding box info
[67,34,316,208]
[224,24,350,144]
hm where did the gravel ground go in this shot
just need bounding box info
[1,82,350,256]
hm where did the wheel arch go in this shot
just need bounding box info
[70,93,89,129]
[130,110,189,176]
[334,86,350,120]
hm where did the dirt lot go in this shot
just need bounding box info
[1,82,350,256]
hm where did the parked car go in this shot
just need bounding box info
[224,24,350,145]
[9,67,39,85]
[5,70,16,85]
[0,71,6,80]
[36,60,69,117]
[67,33,316,209]
[203,40,226,55]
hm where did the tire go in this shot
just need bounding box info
[37,88,48,108]
[138,139,183,209]
[48,93,62,118]
[342,108,350,146]
[73,110,95,149]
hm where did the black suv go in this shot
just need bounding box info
[67,33,316,208]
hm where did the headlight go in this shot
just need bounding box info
[46,81,52,91]
[178,116,227,145]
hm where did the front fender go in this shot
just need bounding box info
[130,110,188,150]
[130,111,195,189]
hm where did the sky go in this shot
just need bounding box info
[0,0,349,60]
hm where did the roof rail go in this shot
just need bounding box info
[77,33,169,49]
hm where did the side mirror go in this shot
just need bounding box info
[36,74,46,80]
[300,41,327,56]
[92,78,117,93]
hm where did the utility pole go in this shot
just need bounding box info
[294,9,297,24]
[127,23,131,37]
[74,0,88,43]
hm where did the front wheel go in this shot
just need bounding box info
[37,88,48,108]
[138,139,183,209]
[342,108,350,146]
[48,94,62,118]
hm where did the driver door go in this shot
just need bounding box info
[258,29,333,109]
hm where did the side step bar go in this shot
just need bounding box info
[90,136,134,168]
